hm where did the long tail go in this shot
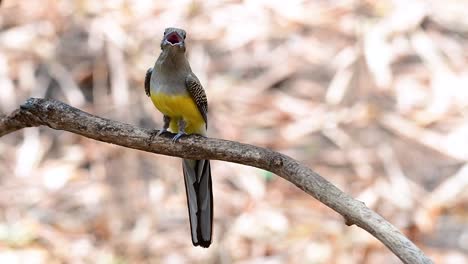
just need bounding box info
[182,159,213,248]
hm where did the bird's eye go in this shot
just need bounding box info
[182,32,186,39]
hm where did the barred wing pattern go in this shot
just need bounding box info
[185,74,208,126]
[145,68,153,97]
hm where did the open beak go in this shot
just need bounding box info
[164,32,184,46]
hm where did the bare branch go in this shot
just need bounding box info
[0,98,433,264]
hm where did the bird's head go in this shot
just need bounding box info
[161,27,187,53]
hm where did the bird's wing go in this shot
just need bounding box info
[145,68,153,97]
[185,74,208,126]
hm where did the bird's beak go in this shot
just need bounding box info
[164,32,184,46]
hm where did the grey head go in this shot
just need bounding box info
[161,27,187,53]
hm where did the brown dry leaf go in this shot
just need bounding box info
[1,0,468,263]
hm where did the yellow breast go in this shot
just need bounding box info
[150,92,206,134]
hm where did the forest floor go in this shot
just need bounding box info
[0,1,467,263]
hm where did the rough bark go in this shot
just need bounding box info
[0,98,433,264]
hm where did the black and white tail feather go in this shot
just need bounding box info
[183,159,213,247]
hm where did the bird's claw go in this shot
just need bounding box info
[148,128,168,146]
[156,128,169,137]
[172,132,186,142]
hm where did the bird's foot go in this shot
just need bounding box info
[156,128,169,137]
[147,128,168,146]
[172,132,186,142]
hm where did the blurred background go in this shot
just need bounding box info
[0,0,467,263]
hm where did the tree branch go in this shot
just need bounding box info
[0,98,432,264]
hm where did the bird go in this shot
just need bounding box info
[145,27,213,248]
